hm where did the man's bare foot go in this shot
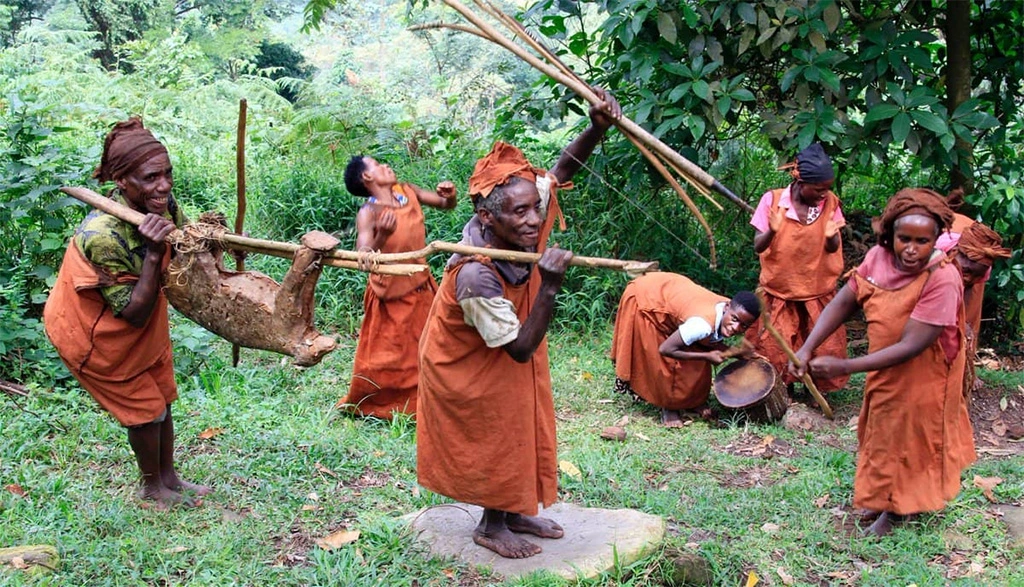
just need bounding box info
[506,513,564,539]
[473,527,542,558]
[138,484,191,509]
[661,409,685,428]
[165,477,212,496]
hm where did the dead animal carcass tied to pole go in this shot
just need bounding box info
[164,213,338,367]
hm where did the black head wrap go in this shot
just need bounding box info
[795,143,834,184]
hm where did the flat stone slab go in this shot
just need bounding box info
[996,504,1024,549]
[403,502,665,580]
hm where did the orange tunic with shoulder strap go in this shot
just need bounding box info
[610,273,727,410]
[340,184,437,419]
[747,188,849,391]
[416,257,558,515]
[416,179,563,515]
[43,241,176,427]
[852,268,975,514]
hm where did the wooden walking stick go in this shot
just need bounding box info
[232,98,247,367]
[755,290,834,419]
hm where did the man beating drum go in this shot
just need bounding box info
[610,272,762,427]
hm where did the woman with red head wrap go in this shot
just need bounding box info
[44,117,209,508]
[792,188,975,536]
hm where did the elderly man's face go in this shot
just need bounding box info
[118,152,173,215]
[480,181,543,250]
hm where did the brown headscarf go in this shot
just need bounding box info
[874,187,955,249]
[468,142,548,201]
[93,117,168,182]
[956,222,1012,266]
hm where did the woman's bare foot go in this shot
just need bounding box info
[661,409,685,428]
[473,527,543,558]
[863,511,902,537]
[506,514,564,539]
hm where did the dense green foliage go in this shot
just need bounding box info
[2,0,1022,390]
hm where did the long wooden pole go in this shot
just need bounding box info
[232,98,248,367]
[755,290,834,419]
[60,187,427,276]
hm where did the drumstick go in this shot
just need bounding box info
[755,290,834,419]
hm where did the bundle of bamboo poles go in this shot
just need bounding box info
[411,0,756,268]
[61,186,658,277]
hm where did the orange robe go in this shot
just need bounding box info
[43,241,176,427]
[416,182,564,516]
[340,184,437,419]
[747,188,849,391]
[610,273,727,410]
[852,267,975,514]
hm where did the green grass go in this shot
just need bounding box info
[1,326,1022,586]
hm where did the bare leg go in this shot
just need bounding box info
[473,509,543,559]
[158,405,211,496]
[127,421,182,508]
[506,513,564,539]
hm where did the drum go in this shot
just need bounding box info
[713,358,789,423]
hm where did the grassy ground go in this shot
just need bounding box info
[1,320,1022,586]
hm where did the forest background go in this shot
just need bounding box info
[1,1,1023,585]
[1,0,1023,386]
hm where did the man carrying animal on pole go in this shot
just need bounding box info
[416,89,620,559]
[335,155,456,419]
[44,117,209,509]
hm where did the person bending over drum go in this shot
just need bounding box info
[610,272,761,427]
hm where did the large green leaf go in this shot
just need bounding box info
[891,112,911,143]
[863,103,901,123]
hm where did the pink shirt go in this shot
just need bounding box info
[850,246,962,361]
[750,185,845,233]
[936,231,993,283]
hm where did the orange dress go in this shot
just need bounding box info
[44,235,176,427]
[852,262,975,514]
[339,184,437,419]
[416,180,564,516]
[610,273,727,410]
[747,188,849,391]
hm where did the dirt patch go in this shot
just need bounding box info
[719,432,798,459]
[271,523,316,567]
[715,464,779,488]
[342,467,392,491]
[969,382,1024,457]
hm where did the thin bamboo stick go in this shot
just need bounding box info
[435,0,753,213]
[755,290,834,419]
[60,187,427,276]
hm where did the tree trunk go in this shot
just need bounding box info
[945,0,973,194]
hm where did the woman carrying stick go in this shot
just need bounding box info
[791,188,975,537]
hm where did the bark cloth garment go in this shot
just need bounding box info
[850,247,975,515]
[339,184,437,419]
[43,192,182,427]
[610,272,727,410]
[416,174,564,516]
[747,187,849,391]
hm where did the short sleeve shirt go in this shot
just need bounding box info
[73,191,184,315]
[676,302,726,345]
[750,185,845,233]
